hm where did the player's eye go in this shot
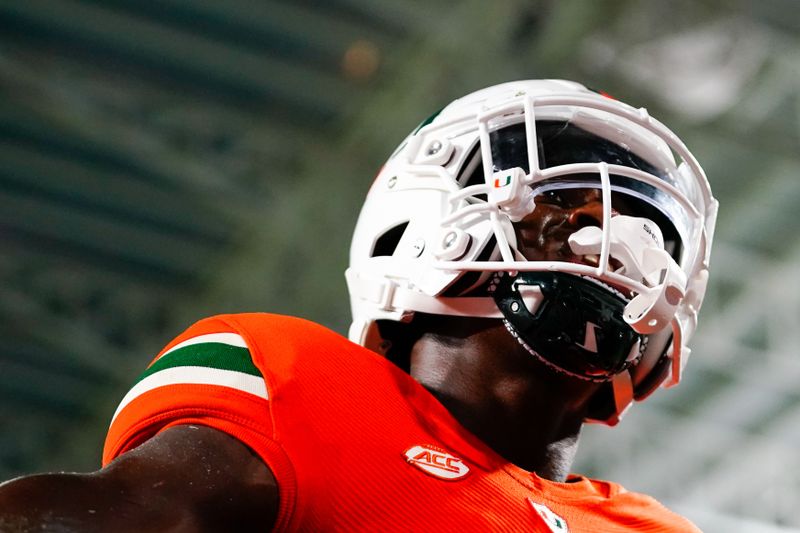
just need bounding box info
[539,190,566,206]
[537,189,590,209]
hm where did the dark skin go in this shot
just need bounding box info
[0,426,278,532]
[0,189,613,531]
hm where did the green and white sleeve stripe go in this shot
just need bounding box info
[111,333,268,423]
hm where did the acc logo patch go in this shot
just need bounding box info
[528,499,569,532]
[403,444,470,480]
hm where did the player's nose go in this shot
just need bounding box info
[564,188,623,228]
[567,200,604,228]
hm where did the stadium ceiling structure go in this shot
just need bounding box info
[0,1,798,531]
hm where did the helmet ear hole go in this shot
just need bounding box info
[371,222,410,257]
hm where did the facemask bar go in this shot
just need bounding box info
[440,162,700,255]
[429,96,708,277]
[455,95,702,376]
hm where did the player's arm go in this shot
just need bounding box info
[0,425,278,533]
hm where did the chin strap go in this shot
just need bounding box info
[568,215,688,335]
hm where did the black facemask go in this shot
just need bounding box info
[491,271,644,381]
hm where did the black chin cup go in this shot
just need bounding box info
[492,272,643,381]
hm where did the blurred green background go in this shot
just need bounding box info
[1,0,799,531]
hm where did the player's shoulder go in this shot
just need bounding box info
[105,313,365,461]
[170,312,372,372]
[225,312,343,341]
[597,480,702,532]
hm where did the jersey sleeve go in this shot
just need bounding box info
[102,315,275,467]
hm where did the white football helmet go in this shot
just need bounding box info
[346,80,717,424]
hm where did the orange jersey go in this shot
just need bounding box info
[104,313,699,532]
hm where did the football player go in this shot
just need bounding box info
[0,80,717,531]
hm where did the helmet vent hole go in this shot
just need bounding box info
[371,222,409,257]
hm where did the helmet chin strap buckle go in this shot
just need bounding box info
[568,215,687,334]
